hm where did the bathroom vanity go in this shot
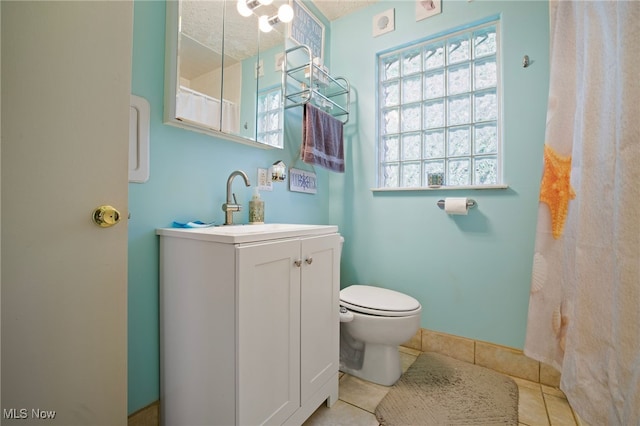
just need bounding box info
[157,224,341,425]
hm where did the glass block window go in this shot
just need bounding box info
[257,86,284,148]
[377,21,501,188]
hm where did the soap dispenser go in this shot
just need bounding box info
[249,188,264,224]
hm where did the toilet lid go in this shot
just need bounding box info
[340,285,421,317]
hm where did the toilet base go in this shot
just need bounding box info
[339,343,402,386]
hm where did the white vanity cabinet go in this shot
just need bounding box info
[157,225,341,426]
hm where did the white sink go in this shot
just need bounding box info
[207,223,319,234]
[157,223,338,244]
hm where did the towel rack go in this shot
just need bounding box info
[437,199,477,209]
[282,45,351,124]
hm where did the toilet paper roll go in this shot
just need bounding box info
[444,197,469,215]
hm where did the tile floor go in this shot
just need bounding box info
[304,347,582,426]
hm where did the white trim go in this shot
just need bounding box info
[371,184,509,192]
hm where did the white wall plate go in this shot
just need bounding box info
[416,0,442,22]
[373,9,395,37]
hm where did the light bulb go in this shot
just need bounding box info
[258,0,273,5]
[278,4,294,23]
[259,15,273,33]
[236,0,253,17]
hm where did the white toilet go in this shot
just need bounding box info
[339,284,422,386]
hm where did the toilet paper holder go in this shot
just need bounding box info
[437,199,477,209]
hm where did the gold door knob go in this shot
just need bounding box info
[92,205,121,228]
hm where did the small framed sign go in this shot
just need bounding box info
[289,168,317,194]
[288,0,325,62]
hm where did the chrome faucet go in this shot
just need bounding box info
[222,170,251,225]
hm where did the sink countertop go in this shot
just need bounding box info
[156,223,339,244]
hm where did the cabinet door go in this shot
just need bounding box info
[237,239,301,425]
[300,235,341,403]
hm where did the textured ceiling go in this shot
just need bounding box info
[179,0,378,81]
[313,0,379,22]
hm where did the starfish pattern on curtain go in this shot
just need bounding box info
[539,144,575,239]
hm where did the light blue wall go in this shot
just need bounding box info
[329,0,549,349]
[128,0,549,415]
[128,0,331,413]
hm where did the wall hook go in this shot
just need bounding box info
[522,55,530,68]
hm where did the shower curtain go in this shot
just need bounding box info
[524,1,640,425]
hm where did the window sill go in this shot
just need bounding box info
[371,184,509,192]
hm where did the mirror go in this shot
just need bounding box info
[164,0,288,148]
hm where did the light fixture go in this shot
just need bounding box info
[271,161,287,181]
[259,15,273,33]
[236,0,273,17]
[258,4,294,33]
[236,0,255,17]
[276,4,294,23]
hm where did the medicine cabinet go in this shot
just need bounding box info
[164,0,286,148]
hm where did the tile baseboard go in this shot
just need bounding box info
[402,327,561,387]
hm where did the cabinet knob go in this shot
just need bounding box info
[305,258,313,265]
[294,260,302,267]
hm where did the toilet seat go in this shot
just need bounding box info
[340,285,421,317]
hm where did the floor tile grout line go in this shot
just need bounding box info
[540,386,554,426]
[338,398,379,416]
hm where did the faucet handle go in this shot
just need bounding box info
[222,202,241,213]
[232,193,238,205]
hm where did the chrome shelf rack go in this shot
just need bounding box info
[282,44,350,123]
